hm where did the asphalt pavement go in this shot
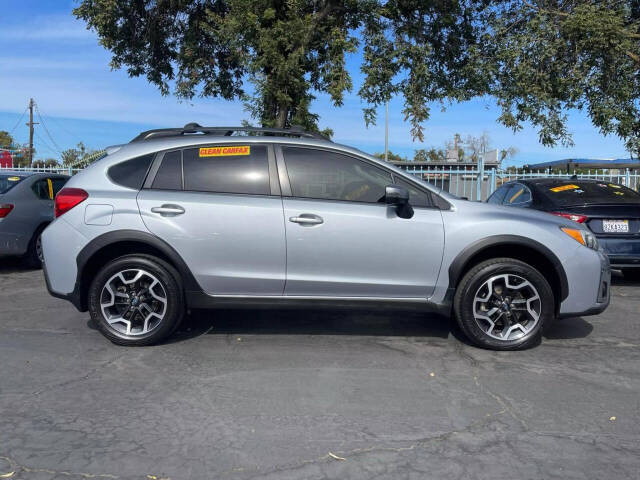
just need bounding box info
[0,259,638,479]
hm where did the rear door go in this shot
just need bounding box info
[278,146,445,298]
[137,144,286,295]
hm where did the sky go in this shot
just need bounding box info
[0,1,634,167]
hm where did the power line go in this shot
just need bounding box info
[8,106,28,135]
[33,130,60,155]
[33,104,83,144]
[34,103,62,152]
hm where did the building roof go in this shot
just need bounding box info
[525,158,640,170]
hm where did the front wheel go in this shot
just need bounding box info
[453,258,554,350]
[88,254,184,346]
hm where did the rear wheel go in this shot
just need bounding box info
[453,258,554,350]
[88,254,184,346]
[23,225,46,269]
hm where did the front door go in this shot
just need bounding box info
[279,146,445,298]
[137,144,286,296]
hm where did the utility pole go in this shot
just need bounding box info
[26,98,38,167]
[384,101,389,162]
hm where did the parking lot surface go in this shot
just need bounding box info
[0,261,639,480]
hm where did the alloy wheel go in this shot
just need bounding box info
[473,273,541,341]
[100,269,168,336]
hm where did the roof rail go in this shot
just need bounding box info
[129,123,330,143]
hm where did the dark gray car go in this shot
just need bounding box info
[0,171,68,267]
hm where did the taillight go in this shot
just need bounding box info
[0,204,14,218]
[550,211,587,223]
[55,188,88,218]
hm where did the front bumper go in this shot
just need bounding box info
[557,249,610,319]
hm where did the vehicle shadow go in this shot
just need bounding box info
[543,316,594,340]
[166,308,462,345]
[0,257,39,274]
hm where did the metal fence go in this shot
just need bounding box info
[3,164,640,202]
[402,165,640,201]
[0,165,83,176]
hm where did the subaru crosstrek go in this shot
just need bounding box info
[42,124,611,350]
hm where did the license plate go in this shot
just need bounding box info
[603,219,629,233]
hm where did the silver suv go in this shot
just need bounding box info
[42,124,610,350]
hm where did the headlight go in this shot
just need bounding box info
[561,227,599,250]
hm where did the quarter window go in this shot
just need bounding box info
[109,153,154,189]
[283,147,392,203]
[182,145,270,195]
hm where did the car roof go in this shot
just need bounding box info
[519,177,614,186]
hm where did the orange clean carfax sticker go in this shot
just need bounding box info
[199,146,250,157]
[550,184,579,193]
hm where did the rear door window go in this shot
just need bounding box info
[183,145,270,195]
[541,182,640,206]
[152,150,183,190]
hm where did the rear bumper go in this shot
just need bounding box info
[42,260,85,311]
[599,237,640,267]
[0,230,29,256]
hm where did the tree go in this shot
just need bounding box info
[481,1,640,156]
[0,131,14,149]
[414,147,445,162]
[74,1,640,156]
[61,142,103,168]
[373,150,407,162]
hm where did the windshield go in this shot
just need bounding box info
[0,174,28,194]
[540,181,640,206]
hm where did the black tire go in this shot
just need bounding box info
[621,269,640,281]
[453,258,554,351]
[23,224,46,269]
[88,254,184,346]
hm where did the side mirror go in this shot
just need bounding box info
[385,185,409,205]
[385,184,414,219]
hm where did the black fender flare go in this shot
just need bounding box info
[73,230,202,310]
[447,234,569,302]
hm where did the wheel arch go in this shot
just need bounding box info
[448,235,568,314]
[74,230,200,311]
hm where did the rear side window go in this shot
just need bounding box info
[32,179,52,200]
[51,177,67,196]
[541,181,640,206]
[182,145,270,195]
[487,184,509,204]
[504,184,532,205]
[152,151,182,190]
[109,153,154,189]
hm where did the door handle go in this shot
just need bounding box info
[289,214,323,225]
[151,204,185,216]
